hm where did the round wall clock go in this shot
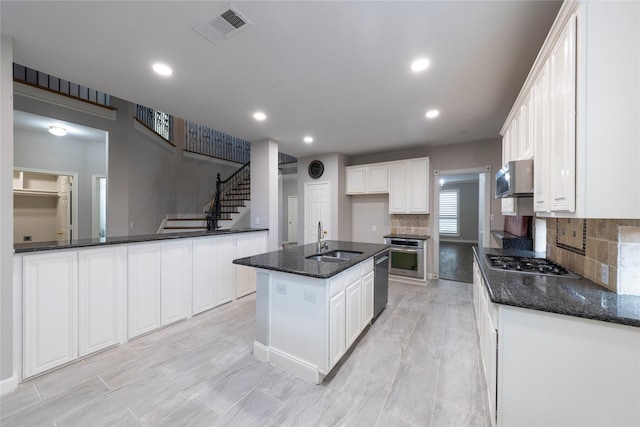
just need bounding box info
[308,160,324,179]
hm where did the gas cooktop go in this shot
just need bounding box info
[485,254,580,278]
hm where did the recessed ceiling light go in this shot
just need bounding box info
[152,63,173,76]
[304,136,313,144]
[253,111,266,121]
[426,109,440,119]
[411,58,430,72]
[48,126,67,136]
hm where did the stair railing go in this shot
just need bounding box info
[207,161,250,230]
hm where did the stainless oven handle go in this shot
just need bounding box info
[390,247,423,254]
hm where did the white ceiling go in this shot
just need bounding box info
[1,1,561,158]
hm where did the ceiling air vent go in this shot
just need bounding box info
[194,6,251,45]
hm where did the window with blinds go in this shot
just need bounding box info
[439,189,459,235]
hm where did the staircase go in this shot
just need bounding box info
[207,162,251,231]
[158,162,251,234]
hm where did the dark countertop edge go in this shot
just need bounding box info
[14,228,269,253]
[233,242,389,279]
[472,247,640,328]
[382,234,431,240]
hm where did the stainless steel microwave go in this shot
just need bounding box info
[495,160,534,198]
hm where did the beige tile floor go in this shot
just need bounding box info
[1,279,490,427]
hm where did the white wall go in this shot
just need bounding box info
[251,139,279,250]
[0,33,15,386]
[351,194,390,244]
[14,128,106,239]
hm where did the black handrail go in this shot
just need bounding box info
[207,161,251,230]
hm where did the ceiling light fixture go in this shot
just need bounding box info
[304,136,313,144]
[253,111,266,121]
[48,126,67,136]
[425,109,440,119]
[411,58,430,72]
[152,63,173,76]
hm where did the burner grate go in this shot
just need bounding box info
[485,255,580,278]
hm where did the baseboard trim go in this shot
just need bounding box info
[253,341,268,362]
[267,347,321,384]
[0,375,19,396]
[388,274,428,286]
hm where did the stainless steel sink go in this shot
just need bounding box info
[305,250,363,262]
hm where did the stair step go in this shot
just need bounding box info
[167,217,207,221]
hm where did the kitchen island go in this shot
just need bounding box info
[233,240,388,384]
[472,247,640,427]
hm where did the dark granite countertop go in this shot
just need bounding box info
[233,240,389,279]
[383,234,430,240]
[14,228,269,253]
[473,246,640,328]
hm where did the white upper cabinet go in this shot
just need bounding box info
[345,167,366,194]
[389,157,430,214]
[346,163,388,195]
[366,164,389,193]
[549,14,577,212]
[502,1,640,218]
[533,62,550,213]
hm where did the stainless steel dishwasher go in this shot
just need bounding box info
[374,249,389,320]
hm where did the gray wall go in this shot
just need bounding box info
[280,176,297,243]
[440,180,479,242]
[13,96,240,237]
[297,153,352,243]
[351,194,391,244]
[14,128,106,239]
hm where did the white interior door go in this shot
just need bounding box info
[304,182,330,244]
[287,196,298,243]
[56,175,72,241]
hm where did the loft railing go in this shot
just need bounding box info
[207,161,251,231]
[135,104,173,141]
[278,152,297,164]
[185,121,250,164]
[13,63,112,107]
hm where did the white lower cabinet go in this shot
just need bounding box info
[23,251,78,378]
[78,246,125,358]
[214,234,237,305]
[160,240,192,325]
[192,233,244,315]
[345,279,362,348]
[361,270,374,326]
[472,260,498,427]
[192,236,216,314]
[127,243,161,339]
[329,289,346,367]
[236,231,267,297]
[20,231,268,380]
[473,257,640,426]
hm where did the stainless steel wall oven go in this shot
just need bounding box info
[385,237,425,280]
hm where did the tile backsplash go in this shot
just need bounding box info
[547,218,640,295]
[390,214,431,236]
